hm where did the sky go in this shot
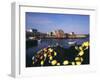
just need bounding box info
[26,12,89,34]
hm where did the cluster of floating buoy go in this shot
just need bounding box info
[32,41,89,66]
[73,41,89,65]
[32,47,58,66]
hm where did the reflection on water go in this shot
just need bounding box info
[26,38,89,55]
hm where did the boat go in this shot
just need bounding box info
[38,39,41,44]
[68,41,76,45]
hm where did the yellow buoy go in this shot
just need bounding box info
[44,53,47,57]
[32,61,34,64]
[49,56,53,60]
[51,60,57,65]
[75,46,78,50]
[82,41,89,47]
[63,60,69,65]
[54,51,57,56]
[40,56,43,60]
[80,57,83,62]
[40,60,44,66]
[72,62,75,65]
[78,51,84,56]
[76,61,81,65]
[79,46,83,51]
[48,48,53,52]
[84,46,89,50]
[75,57,80,61]
[43,48,47,52]
[57,62,60,66]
